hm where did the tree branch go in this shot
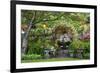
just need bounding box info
[24,11,36,39]
[34,13,63,24]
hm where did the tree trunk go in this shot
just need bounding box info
[21,12,36,55]
[21,24,33,55]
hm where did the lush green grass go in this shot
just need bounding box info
[21,58,84,63]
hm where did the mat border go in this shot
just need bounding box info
[10,1,97,72]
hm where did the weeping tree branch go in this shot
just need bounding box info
[34,13,63,24]
[22,12,63,54]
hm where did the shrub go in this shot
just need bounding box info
[27,39,44,55]
[69,39,84,49]
[69,39,90,59]
[69,39,90,50]
[22,54,42,60]
[83,53,90,59]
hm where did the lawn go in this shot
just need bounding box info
[21,58,82,63]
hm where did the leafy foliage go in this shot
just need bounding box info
[21,10,90,60]
[22,54,42,60]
